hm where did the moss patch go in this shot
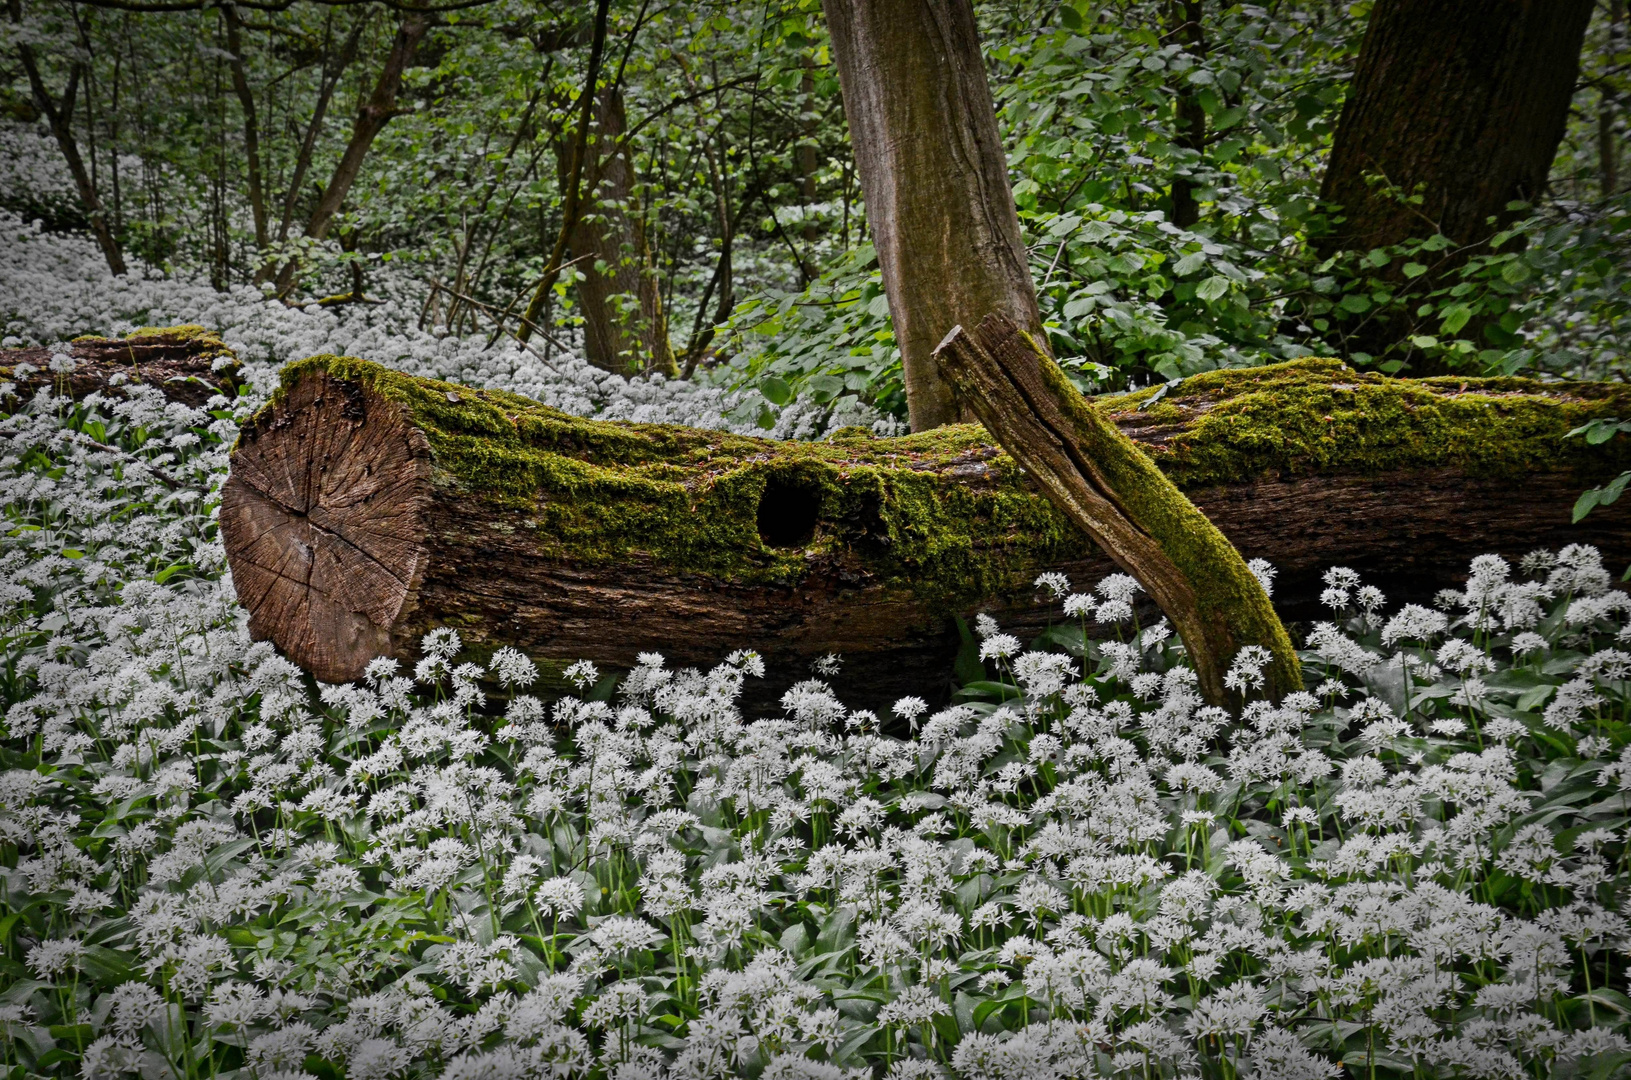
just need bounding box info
[1103,357,1631,488]
[257,355,1631,615]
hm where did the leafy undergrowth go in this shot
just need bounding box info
[4,378,1631,1080]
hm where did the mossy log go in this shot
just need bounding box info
[221,353,1631,707]
[935,314,1297,704]
[0,326,242,408]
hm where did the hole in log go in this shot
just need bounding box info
[757,476,821,548]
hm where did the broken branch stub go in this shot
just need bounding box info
[933,312,1299,703]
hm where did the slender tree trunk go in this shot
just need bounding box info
[262,10,367,283]
[1604,2,1626,198]
[821,0,1042,432]
[10,0,124,275]
[517,0,613,346]
[1319,0,1593,254]
[822,0,1295,696]
[1167,0,1206,229]
[224,3,269,251]
[555,86,676,376]
[935,315,1299,702]
[275,14,429,296]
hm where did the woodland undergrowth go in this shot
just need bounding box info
[4,330,1631,1080]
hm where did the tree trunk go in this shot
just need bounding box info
[1167,0,1207,230]
[1318,0,1593,357]
[266,9,368,273]
[820,0,1042,432]
[220,354,1631,707]
[934,313,1296,701]
[517,0,613,347]
[10,0,125,276]
[558,87,676,377]
[223,3,269,252]
[0,326,241,407]
[274,14,429,296]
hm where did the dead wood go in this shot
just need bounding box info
[220,354,1631,709]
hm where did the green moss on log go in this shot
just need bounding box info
[1104,357,1631,488]
[259,355,1631,607]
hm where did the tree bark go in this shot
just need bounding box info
[0,326,241,407]
[821,0,1042,432]
[221,354,1631,706]
[10,0,125,276]
[1167,0,1206,230]
[274,14,429,296]
[1318,0,1593,269]
[934,313,1296,702]
[556,86,676,376]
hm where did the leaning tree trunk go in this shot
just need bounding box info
[821,0,1043,432]
[559,87,677,377]
[221,353,1631,708]
[274,14,429,297]
[935,313,1297,701]
[1318,0,1594,359]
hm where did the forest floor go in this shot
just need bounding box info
[2,210,1631,1079]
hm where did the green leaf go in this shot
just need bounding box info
[1573,487,1602,523]
[1440,303,1473,334]
[1515,684,1555,712]
[1339,293,1370,313]
[1401,262,1428,278]
[1173,251,1207,276]
[760,377,793,406]
[1410,335,1438,349]
[153,563,189,584]
[1195,275,1230,302]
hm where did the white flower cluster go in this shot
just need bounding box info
[2,378,1631,1080]
[0,204,896,440]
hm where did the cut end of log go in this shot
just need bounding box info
[220,371,433,683]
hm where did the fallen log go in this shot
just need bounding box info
[0,325,242,408]
[221,353,1631,707]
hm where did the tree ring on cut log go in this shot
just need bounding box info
[219,372,433,683]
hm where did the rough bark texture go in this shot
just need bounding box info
[559,87,676,377]
[821,0,1043,431]
[0,326,241,407]
[1320,0,1593,254]
[935,313,1296,703]
[222,354,1631,708]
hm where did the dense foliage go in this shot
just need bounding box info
[6,335,1631,1079]
[5,4,1631,1078]
[3,0,1629,424]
